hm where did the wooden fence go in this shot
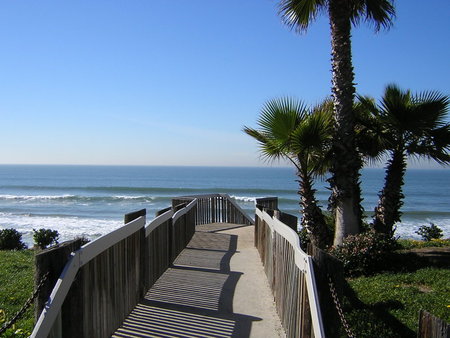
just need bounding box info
[31,194,251,338]
[173,193,253,225]
[255,207,325,338]
[418,310,450,338]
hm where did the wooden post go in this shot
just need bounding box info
[307,244,344,338]
[34,239,83,322]
[156,207,171,216]
[256,197,278,211]
[124,209,147,299]
[274,210,298,232]
[418,310,450,338]
[124,209,146,224]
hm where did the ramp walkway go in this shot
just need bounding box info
[112,223,285,337]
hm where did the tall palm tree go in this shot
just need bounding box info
[359,84,450,236]
[278,0,395,245]
[244,97,333,248]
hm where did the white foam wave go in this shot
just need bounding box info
[230,195,257,203]
[0,194,76,201]
[112,195,155,201]
[0,212,123,247]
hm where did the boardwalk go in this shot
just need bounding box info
[112,223,285,338]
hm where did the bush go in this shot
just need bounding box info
[0,228,27,250]
[415,223,443,241]
[330,230,399,276]
[33,228,59,249]
[298,227,310,251]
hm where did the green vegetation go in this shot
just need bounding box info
[244,98,333,248]
[345,268,450,337]
[32,228,59,249]
[415,223,444,242]
[0,229,27,251]
[331,230,399,276]
[278,0,396,246]
[0,250,34,337]
[358,86,450,236]
[398,238,450,250]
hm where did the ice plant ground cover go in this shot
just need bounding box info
[346,267,450,337]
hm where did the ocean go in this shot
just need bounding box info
[0,165,448,246]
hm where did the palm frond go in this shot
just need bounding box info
[412,91,450,130]
[258,97,308,143]
[278,0,327,33]
[350,0,395,31]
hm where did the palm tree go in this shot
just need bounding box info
[359,84,450,236]
[244,97,333,248]
[278,0,395,245]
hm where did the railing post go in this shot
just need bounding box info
[124,209,147,298]
[256,197,278,211]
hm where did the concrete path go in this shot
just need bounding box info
[112,224,285,338]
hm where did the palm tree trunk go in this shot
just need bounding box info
[373,150,406,236]
[328,0,361,246]
[299,171,331,249]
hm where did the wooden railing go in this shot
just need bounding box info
[31,214,146,338]
[31,194,251,338]
[255,207,325,338]
[173,193,253,225]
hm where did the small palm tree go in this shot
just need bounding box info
[359,84,450,236]
[244,97,333,248]
[278,0,395,245]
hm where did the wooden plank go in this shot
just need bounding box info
[34,239,83,322]
[31,252,81,338]
[418,310,450,338]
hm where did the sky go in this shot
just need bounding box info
[1,0,449,168]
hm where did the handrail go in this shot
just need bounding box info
[145,208,173,237]
[255,208,325,338]
[172,199,197,224]
[31,216,145,338]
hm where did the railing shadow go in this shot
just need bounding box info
[113,231,261,337]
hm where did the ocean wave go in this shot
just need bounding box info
[0,194,159,204]
[230,196,257,203]
[0,194,76,201]
[1,185,297,196]
[0,213,124,247]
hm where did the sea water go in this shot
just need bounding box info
[0,165,448,246]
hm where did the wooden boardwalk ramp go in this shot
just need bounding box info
[112,223,285,338]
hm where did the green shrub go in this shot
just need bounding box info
[415,223,443,241]
[0,228,27,250]
[330,230,399,276]
[298,226,310,251]
[32,228,59,249]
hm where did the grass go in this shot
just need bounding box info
[344,267,450,337]
[0,250,35,337]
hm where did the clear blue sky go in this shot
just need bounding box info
[1,0,449,167]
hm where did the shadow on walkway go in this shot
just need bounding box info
[112,230,262,337]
